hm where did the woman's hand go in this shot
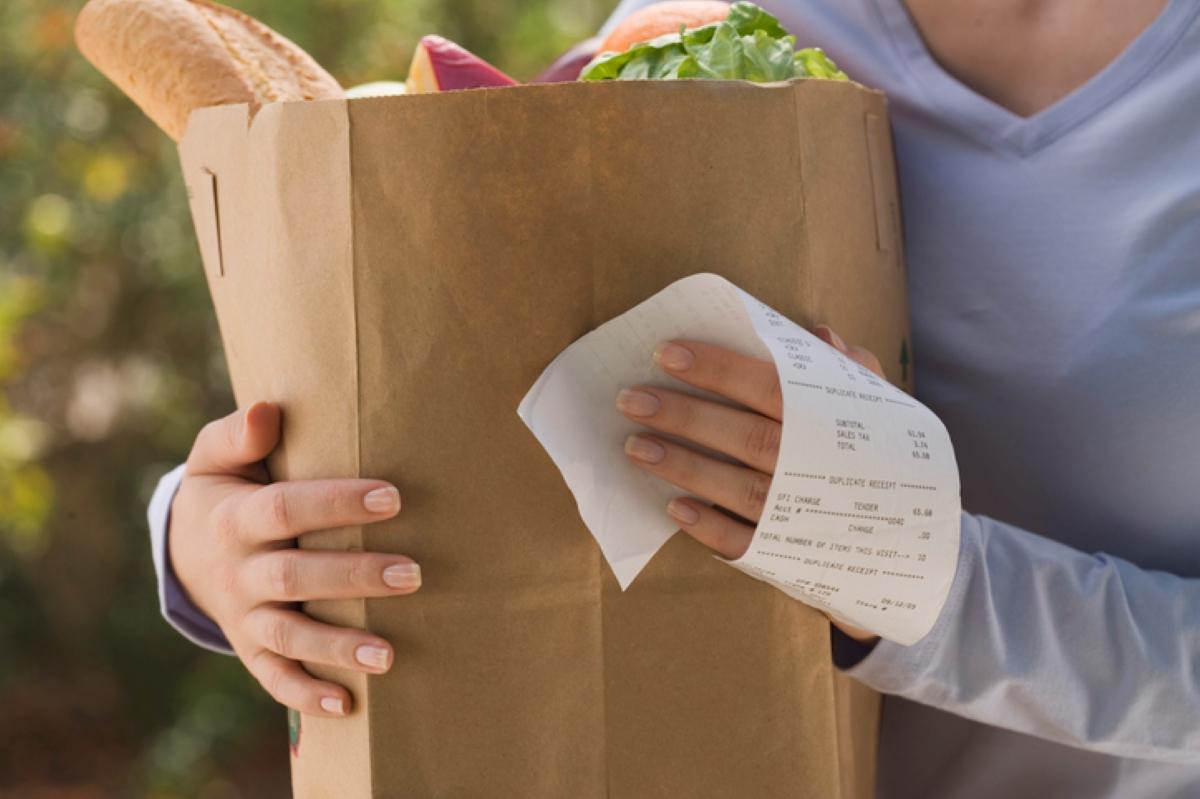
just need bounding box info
[615,325,882,643]
[169,402,421,717]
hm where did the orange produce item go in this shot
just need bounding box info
[599,1,730,53]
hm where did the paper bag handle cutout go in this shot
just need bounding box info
[865,113,901,257]
[191,167,226,278]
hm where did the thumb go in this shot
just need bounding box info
[814,324,886,379]
[238,401,282,464]
[846,345,885,379]
[186,401,281,479]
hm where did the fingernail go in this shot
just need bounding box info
[817,324,848,353]
[654,342,694,371]
[383,562,422,590]
[320,696,346,715]
[364,487,400,514]
[355,644,391,671]
[667,499,699,525]
[616,388,660,417]
[625,435,665,463]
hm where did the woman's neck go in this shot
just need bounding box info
[902,0,1169,116]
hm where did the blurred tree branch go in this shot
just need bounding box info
[0,0,611,794]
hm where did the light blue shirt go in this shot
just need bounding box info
[151,1,1200,795]
[607,0,1200,794]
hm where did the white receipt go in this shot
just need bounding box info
[517,274,961,644]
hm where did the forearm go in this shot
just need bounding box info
[840,512,1200,763]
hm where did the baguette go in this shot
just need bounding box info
[75,0,343,141]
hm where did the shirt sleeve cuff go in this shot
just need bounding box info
[148,463,234,655]
[835,512,979,695]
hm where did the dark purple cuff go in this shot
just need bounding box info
[831,625,879,670]
[160,479,234,654]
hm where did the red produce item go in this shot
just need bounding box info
[406,35,518,93]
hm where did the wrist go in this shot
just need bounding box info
[166,490,218,623]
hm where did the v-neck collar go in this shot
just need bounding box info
[871,0,1200,156]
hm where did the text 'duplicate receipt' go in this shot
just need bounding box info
[517,274,961,644]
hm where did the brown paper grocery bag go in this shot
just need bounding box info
[178,78,906,799]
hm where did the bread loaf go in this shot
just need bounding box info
[75,0,343,141]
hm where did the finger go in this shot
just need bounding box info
[242,647,353,717]
[616,386,780,473]
[231,479,402,543]
[246,606,395,675]
[187,402,281,480]
[815,324,885,379]
[244,550,421,603]
[813,323,847,353]
[665,497,753,559]
[847,345,885,379]
[624,434,772,523]
[653,341,783,421]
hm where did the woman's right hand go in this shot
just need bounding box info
[168,401,420,717]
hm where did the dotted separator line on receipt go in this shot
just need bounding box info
[761,551,809,563]
[783,473,940,495]
[805,508,905,524]
[784,377,915,407]
[760,553,923,582]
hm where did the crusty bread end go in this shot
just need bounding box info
[75,0,343,141]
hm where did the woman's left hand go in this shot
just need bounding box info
[615,324,884,643]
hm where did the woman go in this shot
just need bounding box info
[151,0,1200,795]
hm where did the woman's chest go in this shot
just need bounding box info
[898,134,1200,572]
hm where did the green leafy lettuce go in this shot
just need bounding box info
[581,1,848,83]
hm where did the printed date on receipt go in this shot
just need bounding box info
[517,273,961,645]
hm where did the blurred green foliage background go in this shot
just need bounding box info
[0,0,611,795]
